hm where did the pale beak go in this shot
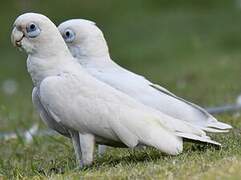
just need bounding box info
[11,27,25,47]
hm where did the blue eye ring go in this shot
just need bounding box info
[63,29,75,43]
[26,23,41,38]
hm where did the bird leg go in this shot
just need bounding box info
[69,130,82,166]
[97,145,107,157]
[79,133,95,168]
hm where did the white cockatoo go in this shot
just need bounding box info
[11,13,221,167]
[58,19,232,133]
[58,19,232,155]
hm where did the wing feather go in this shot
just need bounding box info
[38,73,221,155]
[38,74,183,154]
[32,87,70,137]
[87,64,231,132]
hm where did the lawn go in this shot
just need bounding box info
[0,0,241,179]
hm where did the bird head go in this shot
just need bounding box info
[58,19,109,60]
[11,13,69,58]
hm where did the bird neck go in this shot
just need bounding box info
[27,53,76,87]
[69,37,110,59]
[76,54,112,67]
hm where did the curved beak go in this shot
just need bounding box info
[11,27,24,47]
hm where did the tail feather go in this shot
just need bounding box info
[202,127,229,133]
[156,112,207,137]
[206,117,232,130]
[176,132,221,147]
[156,114,221,147]
[150,83,232,133]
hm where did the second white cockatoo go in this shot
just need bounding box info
[58,19,232,133]
[12,13,220,167]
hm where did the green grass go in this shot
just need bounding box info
[1,120,241,179]
[0,0,241,179]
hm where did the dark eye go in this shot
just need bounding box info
[30,24,36,31]
[66,31,70,37]
[26,23,41,38]
[63,29,75,42]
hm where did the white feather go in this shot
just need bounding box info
[58,19,232,133]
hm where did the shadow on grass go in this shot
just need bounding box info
[31,132,237,177]
[93,143,217,168]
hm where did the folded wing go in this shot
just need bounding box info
[86,62,231,133]
[38,73,221,156]
[32,87,70,137]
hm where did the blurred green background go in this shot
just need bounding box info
[0,0,241,132]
